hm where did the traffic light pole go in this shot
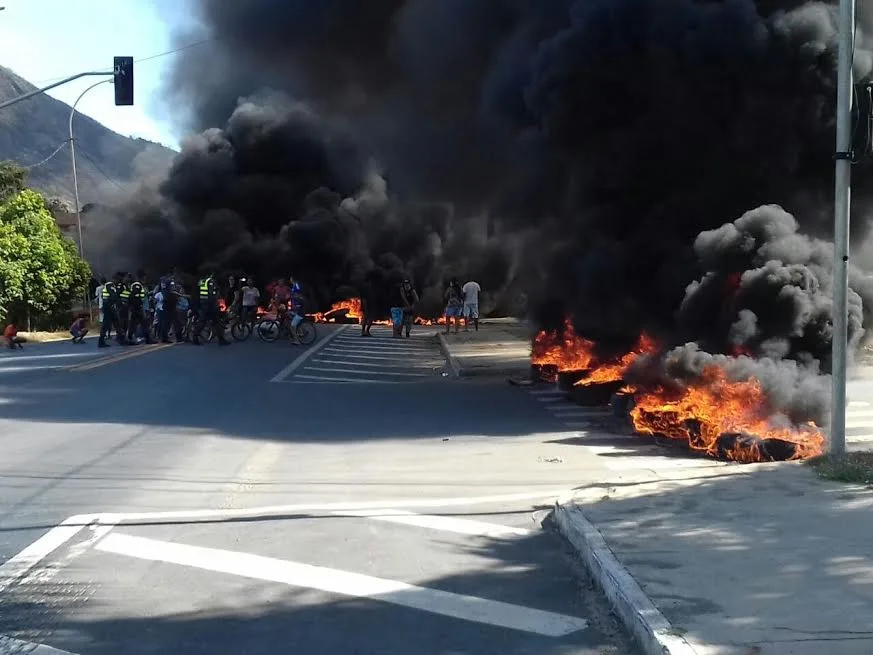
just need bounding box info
[69,79,111,317]
[831,0,855,457]
[0,71,112,111]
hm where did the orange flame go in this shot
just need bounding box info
[574,333,659,386]
[531,320,597,372]
[630,365,825,462]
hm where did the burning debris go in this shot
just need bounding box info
[630,364,825,463]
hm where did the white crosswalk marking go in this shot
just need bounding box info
[282,325,449,384]
[95,527,589,638]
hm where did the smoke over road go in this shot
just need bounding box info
[92,0,873,375]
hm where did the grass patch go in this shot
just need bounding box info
[807,452,873,485]
[18,330,72,343]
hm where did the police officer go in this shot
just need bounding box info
[128,271,155,344]
[98,273,125,348]
[194,270,230,346]
[117,273,132,341]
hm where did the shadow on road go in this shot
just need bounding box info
[0,521,638,655]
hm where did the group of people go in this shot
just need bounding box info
[3,272,481,351]
[93,272,307,349]
[356,276,482,339]
[444,279,481,334]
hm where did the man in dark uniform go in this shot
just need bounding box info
[98,273,125,348]
[128,271,155,344]
[194,270,230,346]
[117,273,132,342]
[158,273,181,343]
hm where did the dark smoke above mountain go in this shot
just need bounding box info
[93,0,873,346]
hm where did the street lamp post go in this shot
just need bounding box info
[69,78,110,315]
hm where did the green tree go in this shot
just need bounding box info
[0,160,27,205]
[0,189,91,327]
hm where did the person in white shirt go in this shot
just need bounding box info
[240,278,261,325]
[461,280,481,332]
[94,277,109,339]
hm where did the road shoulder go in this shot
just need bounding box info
[552,461,873,655]
[437,318,532,379]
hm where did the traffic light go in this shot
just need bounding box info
[113,56,134,106]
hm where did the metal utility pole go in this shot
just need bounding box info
[831,0,856,457]
[70,79,111,315]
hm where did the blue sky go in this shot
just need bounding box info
[0,0,198,151]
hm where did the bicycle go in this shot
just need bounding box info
[230,308,257,342]
[257,312,316,345]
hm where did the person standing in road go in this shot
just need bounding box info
[127,271,155,345]
[94,276,109,340]
[444,278,463,334]
[195,271,230,346]
[240,278,260,327]
[462,279,481,332]
[117,273,132,343]
[98,274,124,348]
[400,278,419,339]
[359,271,378,337]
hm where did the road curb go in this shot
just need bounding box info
[436,332,464,377]
[553,495,699,655]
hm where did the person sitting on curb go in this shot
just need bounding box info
[4,323,25,349]
[70,315,89,344]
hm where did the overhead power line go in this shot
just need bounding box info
[33,38,213,86]
[20,139,70,169]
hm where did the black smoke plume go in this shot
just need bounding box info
[92,0,873,374]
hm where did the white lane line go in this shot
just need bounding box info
[0,521,88,594]
[848,400,870,407]
[320,351,434,362]
[333,337,432,347]
[91,489,572,524]
[0,636,79,655]
[530,389,560,396]
[846,409,873,418]
[290,375,399,384]
[334,509,532,538]
[306,367,429,377]
[270,326,348,383]
[312,359,442,370]
[536,396,565,403]
[324,346,432,356]
[96,533,587,637]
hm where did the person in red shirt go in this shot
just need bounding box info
[4,323,25,349]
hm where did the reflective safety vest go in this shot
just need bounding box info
[130,281,145,299]
[101,282,115,301]
[118,284,131,303]
[199,277,214,300]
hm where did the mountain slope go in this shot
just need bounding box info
[0,65,176,204]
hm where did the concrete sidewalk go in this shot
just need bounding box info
[437,317,533,378]
[554,454,873,655]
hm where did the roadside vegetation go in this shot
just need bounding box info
[0,161,90,330]
[808,452,873,485]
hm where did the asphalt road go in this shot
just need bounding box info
[0,325,639,655]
